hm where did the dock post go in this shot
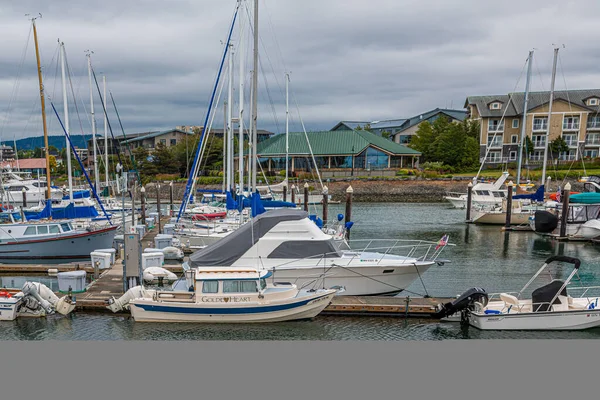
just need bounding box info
[466,182,473,221]
[303,182,309,212]
[345,185,353,240]
[21,187,27,209]
[140,186,146,228]
[283,184,287,202]
[505,181,513,228]
[169,181,174,217]
[291,184,296,205]
[560,182,571,238]
[156,184,162,234]
[322,186,329,229]
[131,184,136,231]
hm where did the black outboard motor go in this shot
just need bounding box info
[432,287,489,319]
[534,210,559,233]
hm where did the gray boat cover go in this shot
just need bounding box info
[188,209,309,267]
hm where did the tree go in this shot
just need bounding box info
[362,123,372,131]
[524,136,534,157]
[382,130,391,139]
[33,147,43,158]
[549,136,569,165]
[49,155,57,173]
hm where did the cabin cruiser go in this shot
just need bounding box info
[106,267,338,323]
[444,172,510,209]
[531,194,600,241]
[434,256,600,330]
[187,209,449,296]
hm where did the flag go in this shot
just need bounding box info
[435,234,449,250]
[556,186,561,203]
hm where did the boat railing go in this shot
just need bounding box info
[345,238,453,262]
[444,191,466,198]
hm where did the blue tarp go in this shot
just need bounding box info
[226,191,238,210]
[25,201,98,220]
[251,192,266,217]
[62,190,90,200]
[261,200,297,208]
[513,185,545,202]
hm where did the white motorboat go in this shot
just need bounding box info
[188,209,450,296]
[531,202,600,241]
[444,172,510,209]
[0,282,76,321]
[434,256,600,330]
[107,267,338,323]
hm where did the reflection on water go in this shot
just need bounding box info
[2,202,600,340]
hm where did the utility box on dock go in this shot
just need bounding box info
[90,252,112,271]
[154,234,173,250]
[134,224,146,238]
[57,270,87,293]
[142,252,165,270]
[124,232,142,284]
[95,248,116,265]
[163,224,175,235]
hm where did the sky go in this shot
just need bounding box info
[1,0,600,142]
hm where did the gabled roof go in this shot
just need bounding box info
[330,121,371,131]
[255,130,420,157]
[121,129,192,144]
[370,119,408,130]
[466,89,600,118]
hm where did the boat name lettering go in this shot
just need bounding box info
[200,296,251,303]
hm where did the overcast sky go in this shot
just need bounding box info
[1,0,599,142]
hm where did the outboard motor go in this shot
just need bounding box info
[432,287,488,319]
[534,210,559,233]
[21,282,54,314]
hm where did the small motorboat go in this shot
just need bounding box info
[192,212,228,221]
[107,266,338,323]
[434,256,600,330]
[0,282,76,321]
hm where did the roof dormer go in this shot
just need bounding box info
[487,100,503,110]
[585,96,600,107]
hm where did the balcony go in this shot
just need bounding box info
[481,156,508,164]
[533,140,546,149]
[562,122,580,131]
[586,139,600,146]
[588,120,600,130]
[533,123,548,131]
[487,139,503,148]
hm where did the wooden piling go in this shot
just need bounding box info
[322,186,329,228]
[22,187,27,208]
[303,182,309,212]
[156,184,162,234]
[560,182,571,238]
[291,184,296,205]
[466,182,473,221]
[169,181,174,217]
[140,186,146,226]
[131,185,136,230]
[505,181,513,228]
[345,185,353,239]
[283,185,287,202]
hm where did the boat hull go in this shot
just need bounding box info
[128,291,335,323]
[472,211,531,225]
[469,309,600,330]
[0,226,118,261]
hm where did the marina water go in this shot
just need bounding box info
[2,202,600,340]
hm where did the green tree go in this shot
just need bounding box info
[33,147,43,158]
[362,123,372,131]
[523,136,534,157]
[382,130,391,139]
[549,136,569,165]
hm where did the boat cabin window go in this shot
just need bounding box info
[202,280,219,294]
[49,225,60,234]
[223,280,258,293]
[260,278,267,290]
[61,223,71,232]
[24,226,37,235]
[492,191,505,198]
[475,190,490,196]
[37,226,48,235]
[32,182,46,188]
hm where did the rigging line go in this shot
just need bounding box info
[262,0,288,76]
[179,2,240,219]
[109,91,140,182]
[49,99,112,224]
[0,25,33,138]
[533,55,546,93]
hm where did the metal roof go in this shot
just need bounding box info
[330,121,371,131]
[466,89,600,118]
[121,129,193,144]
[255,130,420,157]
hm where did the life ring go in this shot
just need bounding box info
[0,290,12,298]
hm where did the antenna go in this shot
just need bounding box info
[25,13,42,21]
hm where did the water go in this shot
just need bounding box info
[2,202,600,340]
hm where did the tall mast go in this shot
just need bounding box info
[60,42,73,203]
[251,0,258,192]
[86,51,100,191]
[32,17,52,200]
[103,75,109,188]
[238,23,245,194]
[516,50,534,186]
[541,47,559,185]
[227,44,234,193]
[285,72,290,185]
[222,100,227,193]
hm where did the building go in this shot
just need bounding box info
[121,129,194,150]
[330,108,467,145]
[0,145,15,161]
[86,131,149,157]
[248,130,420,175]
[1,158,47,174]
[465,89,600,165]
[176,125,274,142]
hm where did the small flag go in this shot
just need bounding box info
[435,234,449,250]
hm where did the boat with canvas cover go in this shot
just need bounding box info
[434,256,600,330]
[187,209,450,296]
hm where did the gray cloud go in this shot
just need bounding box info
[2,0,600,142]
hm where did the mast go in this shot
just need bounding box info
[87,51,100,191]
[227,44,234,193]
[285,72,290,185]
[60,42,73,203]
[251,0,258,192]
[222,100,227,193]
[516,50,533,186]
[103,75,109,188]
[541,47,559,185]
[238,24,245,195]
[32,17,52,201]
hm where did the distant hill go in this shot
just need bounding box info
[1,135,94,151]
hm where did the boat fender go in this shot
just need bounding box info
[484,309,501,315]
[589,303,596,310]
[0,290,12,298]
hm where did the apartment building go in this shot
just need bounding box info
[465,89,600,165]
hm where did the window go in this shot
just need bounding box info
[584,149,598,158]
[202,281,219,293]
[330,156,352,169]
[222,280,258,293]
[475,190,491,196]
[588,98,599,106]
[260,278,267,290]
[559,150,576,161]
[511,135,518,144]
[563,134,577,147]
[563,116,580,130]
[509,151,517,161]
[489,102,502,110]
[49,225,60,234]
[533,117,548,131]
[488,151,501,163]
[587,133,600,145]
[170,139,177,146]
[588,116,600,129]
[530,150,544,161]
[488,119,504,132]
[487,135,503,147]
[24,226,37,235]
[354,147,389,169]
[160,139,166,145]
[60,223,71,232]
[37,226,48,235]
[313,157,329,169]
[532,135,546,148]
[512,119,519,129]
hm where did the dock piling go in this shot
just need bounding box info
[466,182,473,221]
[560,182,571,238]
[156,184,162,234]
[505,181,513,228]
[345,185,353,239]
[303,182,309,212]
[283,184,287,202]
[140,186,146,226]
[291,184,296,205]
[169,181,174,217]
[322,186,329,229]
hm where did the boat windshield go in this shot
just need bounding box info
[61,223,72,232]
[260,278,267,290]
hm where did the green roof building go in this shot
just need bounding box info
[245,130,420,175]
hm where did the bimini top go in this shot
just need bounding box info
[188,209,309,268]
[194,267,271,281]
